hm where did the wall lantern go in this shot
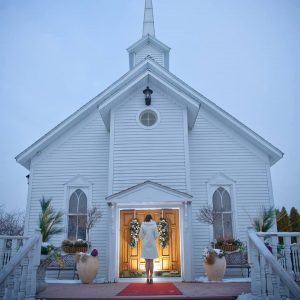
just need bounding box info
[143,86,153,106]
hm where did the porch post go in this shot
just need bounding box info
[183,201,193,281]
[107,202,116,282]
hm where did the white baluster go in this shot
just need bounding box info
[3,238,17,300]
[0,280,6,299]
[25,250,34,299]
[297,236,300,281]
[0,239,5,270]
[291,244,299,280]
[28,229,41,299]
[249,238,262,299]
[11,239,18,257]
[283,236,294,279]
[270,235,280,297]
[13,264,22,299]
[278,277,290,299]
[18,256,28,300]
[260,254,267,299]
[4,273,15,300]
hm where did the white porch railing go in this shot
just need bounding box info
[0,229,42,300]
[248,228,300,300]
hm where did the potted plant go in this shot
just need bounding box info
[61,206,102,253]
[252,206,275,232]
[39,197,64,242]
[215,238,243,252]
[203,247,226,281]
[37,197,64,292]
[61,239,88,253]
[76,249,99,283]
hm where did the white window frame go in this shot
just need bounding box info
[136,107,160,130]
[206,173,238,242]
[212,187,233,240]
[67,188,88,240]
[64,175,93,240]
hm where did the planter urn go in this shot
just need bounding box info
[204,256,227,281]
[76,255,99,284]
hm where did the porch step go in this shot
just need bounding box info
[36,296,237,300]
[37,282,250,300]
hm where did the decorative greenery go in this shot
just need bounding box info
[129,218,140,248]
[41,242,54,255]
[203,247,225,265]
[62,239,88,247]
[39,197,64,242]
[91,249,98,257]
[61,239,88,253]
[119,270,145,278]
[252,206,275,232]
[76,248,98,263]
[76,240,88,247]
[214,238,244,252]
[157,217,169,248]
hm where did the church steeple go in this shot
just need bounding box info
[127,0,170,70]
[143,0,155,37]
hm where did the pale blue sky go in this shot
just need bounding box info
[0,0,299,212]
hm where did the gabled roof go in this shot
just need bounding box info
[106,180,192,204]
[127,34,171,70]
[15,56,283,170]
[127,34,170,54]
[98,57,200,130]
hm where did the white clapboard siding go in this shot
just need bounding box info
[112,86,187,193]
[189,111,272,276]
[135,44,164,66]
[27,111,109,280]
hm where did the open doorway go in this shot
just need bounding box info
[119,209,181,279]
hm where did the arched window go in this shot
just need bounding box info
[68,189,87,240]
[212,187,233,241]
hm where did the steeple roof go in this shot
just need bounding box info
[143,0,155,36]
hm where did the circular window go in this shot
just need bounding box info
[139,110,157,127]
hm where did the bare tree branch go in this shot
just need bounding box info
[196,206,219,225]
[86,207,102,242]
[0,205,25,236]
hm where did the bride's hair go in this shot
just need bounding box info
[145,214,152,222]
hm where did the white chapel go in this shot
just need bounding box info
[16,0,283,282]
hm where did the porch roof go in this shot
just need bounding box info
[106,180,192,204]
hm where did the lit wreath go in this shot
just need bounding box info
[157,217,169,248]
[129,218,140,248]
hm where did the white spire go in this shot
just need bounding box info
[143,0,155,37]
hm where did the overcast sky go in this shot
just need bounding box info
[0,0,299,213]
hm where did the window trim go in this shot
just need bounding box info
[67,188,88,240]
[206,173,238,242]
[64,175,93,240]
[136,108,160,130]
[212,187,233,241]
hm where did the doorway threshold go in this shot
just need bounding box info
[117,277,182,283]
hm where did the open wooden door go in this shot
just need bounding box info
[119,209,181,277]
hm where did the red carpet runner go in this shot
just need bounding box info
[117,282,182,296]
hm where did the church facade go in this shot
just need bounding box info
[16,0,283,282]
